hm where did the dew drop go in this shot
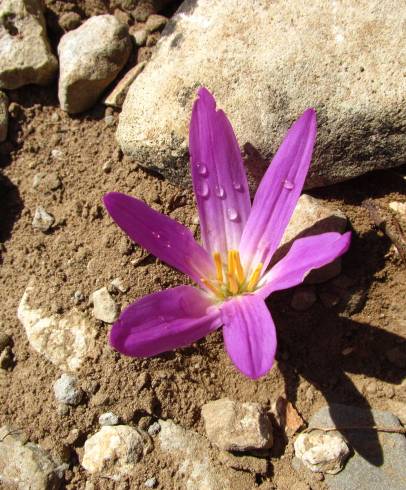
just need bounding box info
[215,185,225,198]
[283,179,294,190]
[227,208,239,221]
[196,181,209,198]
[196,162,208,176]
[152,231,161,239]
[233,181,243,191]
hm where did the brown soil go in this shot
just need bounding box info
[0,2,405,489]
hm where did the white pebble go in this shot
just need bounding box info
[147,422,161,436]
[144,477,157,488]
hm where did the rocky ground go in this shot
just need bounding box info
[0,1,405,489]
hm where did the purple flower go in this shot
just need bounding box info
[103,87,351,379]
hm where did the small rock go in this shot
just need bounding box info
[0,426,63,488]
[130,27,148,46]
[58,15,132,113]
[91,286,119,323]
[389,201,406,217]
[201,398,273,451]
[146,32,160,47]
[0,333,12,352]
[294,430,350,474]
[386,346,406,368]
[110,277,128,293]
[387,400,406,425]
[113,8,132,25]
[132,3,154,22]
[17,284,97,371]
[104,61,146,108]
[32,206,55,232]
[59,12,82,31]
[147,421,161,436]
[291,287,317,311]
[0,346,13,369]
[145,14,167,32]
[99,412,120,426]
[271,397,305,436]
[72,290,84,304]
[0,91,8,142]
[51,148,64,160]
[32,172,62,192]
[144,477,157,488]
[53,373,83,405]
[82,425,145,478]
[0,0,58,89]
[102,160,112,173]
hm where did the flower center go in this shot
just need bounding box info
[201,250,263,299]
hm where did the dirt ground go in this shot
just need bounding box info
[0,1,405,489]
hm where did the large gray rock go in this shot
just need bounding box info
[0,0,58,89]
[0,426,63,489]
[58,15,131,114]
[117,0,406,189]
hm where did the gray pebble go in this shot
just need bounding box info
[53,374,83,406]
[144,477,157,488]
[32,206,55,232]
[99,412,120,426]
[147,422,161,436]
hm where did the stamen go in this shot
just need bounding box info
[201,277,223,299]
[227,250,235,276]
[246,263,263,291]
[227,272,239,295]
[233,251,245,285]
[213,252,223,283]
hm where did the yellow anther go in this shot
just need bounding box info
[213,252,223,283]
[246,263,263,291]
[201,277,224,299]
[227,250,235,276]
[227,272,239,295]
[233,251,245,285]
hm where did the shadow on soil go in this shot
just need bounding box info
[269,216,405,467]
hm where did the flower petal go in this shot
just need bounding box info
[221,294,277,379]
[257,232,351,299]
[240,109,317,273]
[110,286,221,357]
[103,192,213,283]
[189,87,251,259]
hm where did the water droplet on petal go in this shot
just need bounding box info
[196,162,208,176]
[196,181,209,198]
[165,242,171,248]
[227,208,239,221]
[233,181,243,191]
[158,315,165,322]
[215,185,225,198]
[152,231,161,239]
[283,179,294,190]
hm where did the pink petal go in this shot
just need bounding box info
[110,286,221,357]
[103,192,213,284]
[221,294,277,379]
[240,109,317,273]
[258,232,351,299]
[189,87,251,259]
